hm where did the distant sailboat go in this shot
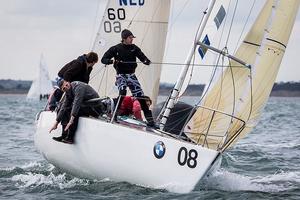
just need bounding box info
[34,0,299,193]
[27,54,53,100]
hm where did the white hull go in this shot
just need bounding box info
[35,111,220,193]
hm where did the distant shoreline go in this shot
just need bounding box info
[1,79,300,97]
[0,93,27,96]
[1,91,300,98]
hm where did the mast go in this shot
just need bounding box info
[160,0,216,130]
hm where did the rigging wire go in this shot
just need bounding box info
[178,49,227,138]
[135,1,164,78]
[246,69,254,122]
[90,65,106,80]
[118,61,248,68]
[177,7,208,98]
[216,0,232,49]
[89,0,103,50]
[225,0,239,48]
[127,3,141,27]
[165,0,190,55]
[139,2,162,45]
[233,0,256,53]
[228,52,237,122]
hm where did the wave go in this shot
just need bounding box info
[202,169,300,192]
[0,161,50,172]
[1,161,112,190]
[11,172,91,189]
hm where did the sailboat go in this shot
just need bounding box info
[34,0,299,193]
[27,54,53,100]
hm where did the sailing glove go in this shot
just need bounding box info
[143,59,151,65]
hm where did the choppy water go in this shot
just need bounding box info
[0,94,299,199]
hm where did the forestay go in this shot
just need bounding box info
[184,0,299,150]
[90,0,171,105]
[179,0,231,97]
[27,54,53,99]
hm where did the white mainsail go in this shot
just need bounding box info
[27,54,53,99]
[90,0,171,105]
[185,0,300,150]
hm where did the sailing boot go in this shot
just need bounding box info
[138,97,156,128]
[61,118,79,144]
[52,126,68,142]
[144,110,156,128]
[62,131,74,144]
[62,136,74,144]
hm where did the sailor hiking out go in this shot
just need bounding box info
[49,80,104,144]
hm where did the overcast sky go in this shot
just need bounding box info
[0,0,299,84]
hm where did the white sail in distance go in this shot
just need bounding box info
[185,0,300,150]
[27,54,53,99]
[90,0,171,105]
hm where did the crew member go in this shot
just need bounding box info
[101,29,155,127]
[49,80,103,144]
[119,96,152,121]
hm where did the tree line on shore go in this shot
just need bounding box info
[0,79,300,96]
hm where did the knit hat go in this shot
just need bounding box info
[56,77,64,89]
[121,29,135,39]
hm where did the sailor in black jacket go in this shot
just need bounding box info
[58,52,98,84]
[49,52,98,111]
[101,29,155,127]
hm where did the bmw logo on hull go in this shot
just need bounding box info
[153,141,166,159]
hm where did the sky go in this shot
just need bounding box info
[0,0,299,84]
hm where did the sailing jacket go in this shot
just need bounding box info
[101,43,151,74]
[58,55,92,84]
[56,81,99,122]
[119,96,142,120]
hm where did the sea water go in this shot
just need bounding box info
[0,94,299,199]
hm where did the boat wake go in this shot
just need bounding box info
[202,168,300,193]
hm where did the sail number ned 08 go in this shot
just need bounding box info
[104,8,126,33]
[177,147,198,168]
